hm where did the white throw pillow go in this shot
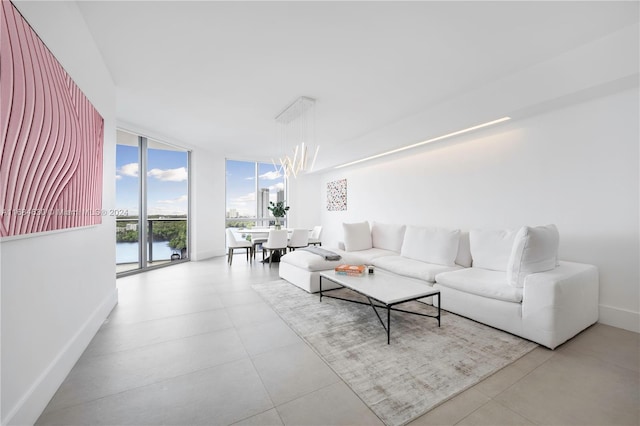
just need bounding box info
[470,228,520,271]
[371,222,406,252]
[507,224,559,288]
[400,226,460,266]
[343,221,372,252]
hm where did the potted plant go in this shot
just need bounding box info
[268,201,289,229]
[169,232,186,260]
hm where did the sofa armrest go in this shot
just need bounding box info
[522,260,599,348]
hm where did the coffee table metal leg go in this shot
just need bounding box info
[387,305,391,344]
[365,297,392,344]
[317,275,440,344]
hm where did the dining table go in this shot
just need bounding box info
[237,228,293,263]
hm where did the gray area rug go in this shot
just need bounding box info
[252,280,538,426]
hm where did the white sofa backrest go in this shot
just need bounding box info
[507,224,559,288]
[469,228,520,271]
[454,231,472,268]
[401,226,461,266]
[371,221,406,252]
[342,221,373,252]
[470,225,560,283]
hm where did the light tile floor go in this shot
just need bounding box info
[37,257,640,425]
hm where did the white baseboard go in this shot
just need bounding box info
[3,289,118,426]
[598,304,640,333]
[191,248,225,261]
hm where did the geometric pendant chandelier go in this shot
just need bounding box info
[273,96,318,178]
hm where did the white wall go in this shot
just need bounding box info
[310,87,639,333]
[314,23,639,171]
[288,173,322,231]
[0,2,117,425]
[190,148,226,259]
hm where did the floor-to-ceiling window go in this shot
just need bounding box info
[225,159,286,254]
[116,130,190,275]
[115,131,140,273]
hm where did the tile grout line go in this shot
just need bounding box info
[41,262,253,416]
[249,278,386,425]
[40,353,256,420]
[559,344,640,375]
[470,351,558,426]
[101,303,228,328]
[453,399,542,426]
[80,318,240,360]
[231,309,283,426]
[241,324,343,408]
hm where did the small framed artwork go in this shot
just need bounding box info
[327,179,347,211]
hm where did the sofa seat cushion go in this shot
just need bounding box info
[435,268,523,303]
[373,256,462,283]
[280,250,344,272]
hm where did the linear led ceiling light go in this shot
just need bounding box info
[334,116,511,169]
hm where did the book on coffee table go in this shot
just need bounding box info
[335,264,366,277]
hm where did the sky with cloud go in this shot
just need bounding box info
[226,160,285,217]
[116,145,189,216]
[116,148,283,219]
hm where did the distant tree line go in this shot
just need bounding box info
[116,216,187,250]
[225,219,286,228]
[226,220,257,228]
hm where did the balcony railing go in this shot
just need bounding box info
[116,218,187,268]
[225,217,287,229]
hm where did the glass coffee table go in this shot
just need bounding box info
[319,269,441,344]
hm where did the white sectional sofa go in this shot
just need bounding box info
[279,221,599,349]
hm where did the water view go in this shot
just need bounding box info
[116,241,176,264]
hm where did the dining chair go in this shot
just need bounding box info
[225,229,253,265]
[287,228,309,252]
[251,231,269,260]
[308,225,322,246]
[262,229,288,267]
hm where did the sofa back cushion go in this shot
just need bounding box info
[401,226,460,266]
[470,228,520,271]
[371,222,406,252]
[343,221,372,252]
[454,231,472,267]
[507,224,559,288]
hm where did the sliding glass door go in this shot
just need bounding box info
[116,130,190,275]
[225,159,286,255]
[115,131,141,273]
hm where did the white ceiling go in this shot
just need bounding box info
[77,1,638,170]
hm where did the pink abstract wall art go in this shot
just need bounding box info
[0,1,104,237]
